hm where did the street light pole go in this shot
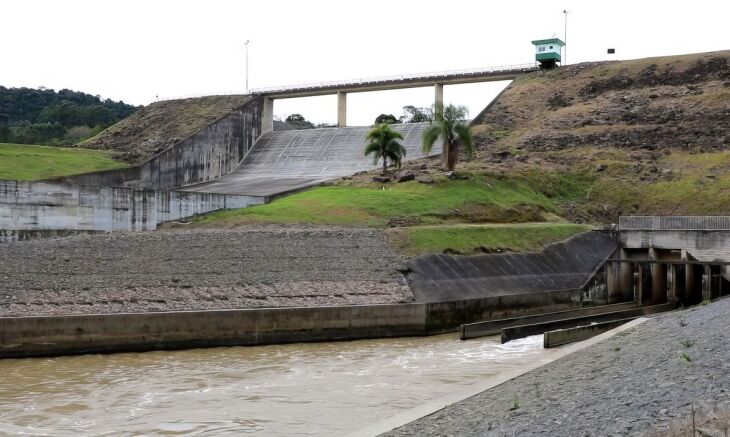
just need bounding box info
[244,40,250,94]
[563,10,569,65]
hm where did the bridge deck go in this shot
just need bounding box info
[181,123,439,197]
[253,64,536,98]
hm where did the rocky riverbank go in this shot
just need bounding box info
[0,226,411,316]
[384,298,730,436]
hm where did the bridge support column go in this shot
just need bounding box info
[434,83,443,108]
[669,264,678,304]
[649,248,667,305]
[262,97,274,134]
[702,264,712,301]
[337,92,347,127]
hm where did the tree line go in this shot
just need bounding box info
[0,86,139,146]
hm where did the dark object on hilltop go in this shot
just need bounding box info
[375,113,401,125]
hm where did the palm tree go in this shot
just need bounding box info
[421,103,474,171]
[364,123,407,174]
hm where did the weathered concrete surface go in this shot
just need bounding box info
[408,231,617,302]
[0,286,599,358]
[0,303,428,358]
[620,229,730,263]
[500,303,673,343]
[543,318,635,348]
[0,227,411,316]
[383,298,730,436]
[60,97,262,190]
[461,301,638,339]
[0,180,263,235]
[180,123,440,196]
[0,229,103,243]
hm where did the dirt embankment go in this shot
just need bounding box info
[80,95,253,164]
[476,51,729,154]
[0,226,411,316]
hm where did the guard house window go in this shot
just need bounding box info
[549,45,554,49]
[538,46,545,52]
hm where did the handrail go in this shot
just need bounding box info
[251,63,537,94]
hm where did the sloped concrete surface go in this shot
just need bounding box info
[181,123,439,196]
[408,231,617,302]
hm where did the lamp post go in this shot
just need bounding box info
[244,40,250,93]
[563,10,569,65]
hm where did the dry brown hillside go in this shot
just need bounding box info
[80,95,253,163]
[475,51,729,153]
[460,50,730,222]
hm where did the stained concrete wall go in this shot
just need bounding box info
[620,230,730,262]
[0,288,594,358]
[620,229,730,282]
[0,179,265,238]
[59,98,263,190]
[408,231,617,302]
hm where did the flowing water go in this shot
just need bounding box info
[0,334,561,436]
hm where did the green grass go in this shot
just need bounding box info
[192,176,561,227]
[0,143,127,180]
[386,223,592,255]
[590,151,730,216]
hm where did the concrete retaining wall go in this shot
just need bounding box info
[543,318,634,348]
[0,179,265,238]
[620,229,730,261]
[0,288,594,358]
[59,97,263,190]
[425,288,586,333]
[408,231,617,302]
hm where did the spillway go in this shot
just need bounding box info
[180,123,439,196]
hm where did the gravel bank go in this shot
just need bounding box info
[384,298,730,436]
[0,226,411,316]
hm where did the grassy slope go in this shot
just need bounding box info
[187,175,591,255]
[386,223,593,256]
[0,143,127,180]
[191,175,561,227]
[80,95,253,163]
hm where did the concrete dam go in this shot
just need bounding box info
[0,119,435,236]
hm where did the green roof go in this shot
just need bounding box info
[531,38,565,46]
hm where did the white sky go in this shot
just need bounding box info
[2,0,729,125]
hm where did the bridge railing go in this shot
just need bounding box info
[250,63,537,94]
[619,216,730,231]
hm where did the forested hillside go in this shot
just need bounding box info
[0,86,139,146]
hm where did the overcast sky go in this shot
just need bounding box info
[2,0,729,125]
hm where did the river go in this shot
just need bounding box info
[0,333,561,436]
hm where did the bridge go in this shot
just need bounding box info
[252,63,537,132]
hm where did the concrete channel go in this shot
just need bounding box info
[1,288,602,359]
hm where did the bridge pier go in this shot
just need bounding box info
[262,97,274,134]
[337,92,347,127]
[649,248,668,305]
[435,83,443,108]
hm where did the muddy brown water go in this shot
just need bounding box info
[0,334,561,436]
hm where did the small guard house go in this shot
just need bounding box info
[531,38,565,69]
